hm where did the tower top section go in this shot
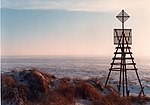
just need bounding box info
[116,10,130,23]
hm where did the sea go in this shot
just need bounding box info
[1,55,150,96]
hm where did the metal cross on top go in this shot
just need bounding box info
[116,10,130,23]
[116,10,130,30]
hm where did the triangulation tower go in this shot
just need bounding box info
[104,10,144,97]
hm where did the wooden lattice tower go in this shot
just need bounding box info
[104,10,144,97]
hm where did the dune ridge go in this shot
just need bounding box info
[1,68,150,105]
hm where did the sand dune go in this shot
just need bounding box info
[1,68,150,105]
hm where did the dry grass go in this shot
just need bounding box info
[91,93,132,105]
[42,90,75,105]
[42,77,75,105]
[1,75,15,101]
[129,96,150,105]
[2,75,15,87]
[56,78,75,103]
[1,68,150,105]
[75,80,102,100]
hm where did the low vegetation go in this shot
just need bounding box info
[1,68,150,105]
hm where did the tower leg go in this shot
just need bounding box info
[125,68,129,96]
[118,67,122,93]
[122,64,125,97]
[105,44,121,88]
[127,46,145,96]
[104,70,112,88]
[135,70,145,96]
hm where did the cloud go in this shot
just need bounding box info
[1,0,150,12]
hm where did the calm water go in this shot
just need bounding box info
[1,56,150,95]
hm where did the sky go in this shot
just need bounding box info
[1,0,150,57]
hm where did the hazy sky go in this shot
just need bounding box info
[1,0,150,57]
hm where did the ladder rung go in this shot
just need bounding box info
[109,68,138,71]
[116,47,131,49]
[112,57,134,60]
[124,63,136,65]
[110,69,120,71]
[111,63,121,65]
[114,52,132,54]
[109,68,120,71]
[126,68,138,70]
[111,63,136,65]
[109,68,120,70]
